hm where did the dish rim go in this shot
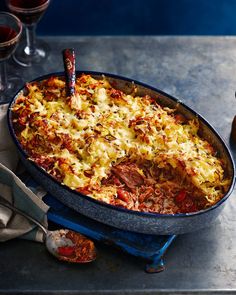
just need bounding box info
[7,70,236,219]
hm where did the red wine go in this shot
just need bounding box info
[0,25,17,43]
[0,26,18,59]
[8,0,49,25]
[9,0,48,9]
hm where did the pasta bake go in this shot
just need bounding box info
[11,74,230,214]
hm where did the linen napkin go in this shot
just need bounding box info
[0,103,49,242]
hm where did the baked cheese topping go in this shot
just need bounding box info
[11,74,230,214]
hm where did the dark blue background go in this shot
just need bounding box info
[1,0,236,35]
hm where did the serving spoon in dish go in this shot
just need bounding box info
[0,196,97,263]
[62,48,76,97]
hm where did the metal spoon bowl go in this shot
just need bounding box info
[0,196,96,263]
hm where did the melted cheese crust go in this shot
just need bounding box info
[12,74,230,212]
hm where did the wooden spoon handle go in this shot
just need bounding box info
[63,48,76,97]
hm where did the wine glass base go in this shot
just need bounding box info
[0,76,24,104]
[13,39,50,67]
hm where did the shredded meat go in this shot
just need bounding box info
[111,163,144,190]
[105,161,205,214]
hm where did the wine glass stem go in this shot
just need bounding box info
[25,24,37,56]
[0,61,7,93]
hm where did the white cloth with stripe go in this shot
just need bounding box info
[0,104,49,242]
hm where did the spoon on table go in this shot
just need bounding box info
[0,196,96,263]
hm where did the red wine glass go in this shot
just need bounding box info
[0,12,22,104]
[7,0,50,67]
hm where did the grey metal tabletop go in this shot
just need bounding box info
[1,36,236,294]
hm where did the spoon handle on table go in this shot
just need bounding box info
[0,195,48,235]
